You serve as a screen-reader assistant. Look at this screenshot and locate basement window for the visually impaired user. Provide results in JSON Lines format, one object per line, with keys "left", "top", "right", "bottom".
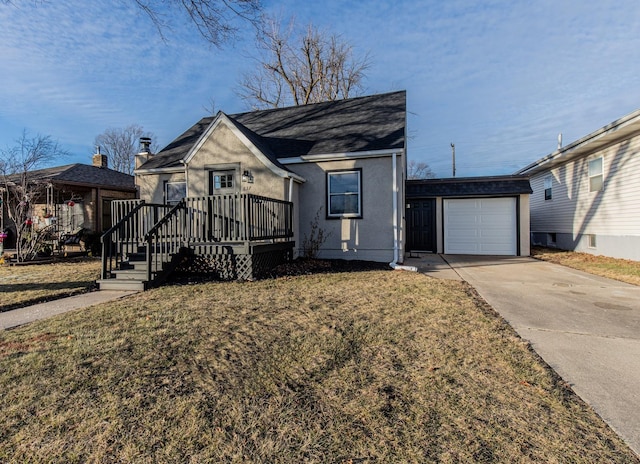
{"left": 588, "top": 157, "right": 603, "bottom": 192}
{"left": 588, "top": 234, "right": 597, "bottom": 248}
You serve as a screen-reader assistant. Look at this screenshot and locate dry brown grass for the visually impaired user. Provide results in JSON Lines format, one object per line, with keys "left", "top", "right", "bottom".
{"left": 532, "top": 246, "right": 640, "bottom": 286}
{"left": 0, "top": 270, "right": 637, "bottom": 463}
{"left": 0, "top": 258, "right": 102, "bottom": 312}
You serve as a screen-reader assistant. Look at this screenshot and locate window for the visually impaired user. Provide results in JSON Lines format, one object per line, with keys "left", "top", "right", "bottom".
{"left": 588, "top": 234, "right": 597, "bottom": 248}
{"left": 165, "top": 181, "right": 186, "bottom": 205}
{"left": 544, "top": 176, "right": 553, "bottom": 200}
{"left": 209, "top": 171, "right": 235, "bottom": 194}
{"left": 588, "top": 157, "right": 603, "bottom": 192}
{"left": 327, "top": 170, "right": 362, "bottom": 218}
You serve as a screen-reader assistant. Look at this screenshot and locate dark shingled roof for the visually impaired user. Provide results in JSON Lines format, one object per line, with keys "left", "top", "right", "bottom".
{"left": 16, "top": 164, "right": 135, "bottom": 190}
{"left": 139, "top": 91, "right": 406, "bottom": 171}
{"left": 406, "top": 176, "right": 532, "bottom": 198}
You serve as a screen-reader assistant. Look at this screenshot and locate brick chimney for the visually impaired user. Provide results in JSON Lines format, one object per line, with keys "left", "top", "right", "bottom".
{"left": 135, "top": 137, "right": 153, "bottom": 170}
{"left": 93, "top": 146, "right": 108, "bottom": 168}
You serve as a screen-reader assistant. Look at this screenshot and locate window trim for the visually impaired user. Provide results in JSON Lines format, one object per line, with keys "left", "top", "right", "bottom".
{"left": 208, "top": 169, "right": 236, "bottom": 195}
{"left": 588, "top": 157, "right": 603, "bottom": 193}
{"left": 164, "top": 180, "right": 186, "bottom": 205}
{"left": 326, "top": 169, "right": 363, "bottom": 219}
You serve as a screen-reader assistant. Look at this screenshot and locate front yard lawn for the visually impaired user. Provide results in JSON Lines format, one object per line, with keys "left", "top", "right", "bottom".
{"left": 0, "top": 270, "right": 637, "bottom": 462}
{"left": 0, "top": 258, "right": 102, "bottom": 312}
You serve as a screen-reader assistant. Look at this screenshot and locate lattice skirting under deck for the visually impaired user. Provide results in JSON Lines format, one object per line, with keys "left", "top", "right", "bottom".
{"left": 175, "top": 242, "right": 294, "bottom": 281}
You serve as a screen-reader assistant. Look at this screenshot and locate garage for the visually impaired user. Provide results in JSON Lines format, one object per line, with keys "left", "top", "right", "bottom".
{"left": 444, "top": 197, "right": 516, "bottom": 255}
{"left": 405, "top": 176, "right": 533, "bottom": 256}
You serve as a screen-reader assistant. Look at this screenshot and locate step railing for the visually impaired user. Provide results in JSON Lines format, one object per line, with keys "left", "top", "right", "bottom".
{"left": 101, "top": 200, "right": 172, "bottom": 280}
{"left": 144, "top": 200, "right": 188, "bottom": 284}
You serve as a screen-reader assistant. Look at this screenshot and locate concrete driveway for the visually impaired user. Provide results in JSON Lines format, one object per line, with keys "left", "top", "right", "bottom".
{"left": 434, "top": 255, "right": 640, "bottom": 455}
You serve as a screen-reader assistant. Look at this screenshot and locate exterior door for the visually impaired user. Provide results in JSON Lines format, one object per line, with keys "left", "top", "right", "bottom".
{"left": 406, "top": 199, "right": 436, "bottom": 252}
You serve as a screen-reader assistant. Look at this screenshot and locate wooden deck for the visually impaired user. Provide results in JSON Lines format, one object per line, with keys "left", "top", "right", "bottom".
{"left": 99, "top": 195, "right": 294, "bottom": 289}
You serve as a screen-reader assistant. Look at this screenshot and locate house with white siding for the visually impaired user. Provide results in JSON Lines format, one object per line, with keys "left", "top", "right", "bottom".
{"left": 516, "top": 109, "right": 640, "bottom": 261}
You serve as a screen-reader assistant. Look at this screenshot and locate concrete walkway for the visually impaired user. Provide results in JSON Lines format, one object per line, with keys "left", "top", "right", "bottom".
{"left": 410, "top": 254, "right": 640, "bottom": 455}
{"left": 0, "top": 290, "right": 138, "bottom": 330}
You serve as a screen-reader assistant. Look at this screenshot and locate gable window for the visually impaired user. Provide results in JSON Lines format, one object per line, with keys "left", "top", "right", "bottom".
{"left": 327, "top": 170, "right": 362, "bottom": 218}
{"left": 544, "top": 176, "right": 553, "bottom": 200}
{"left": 209, "top": 170, "right": 235, "bottom": 194}
{"left": 165, "top": 181, "right": 186, "bottom": 205}
{"left": 588, "top": 157, "right": 603, "bottom": 192}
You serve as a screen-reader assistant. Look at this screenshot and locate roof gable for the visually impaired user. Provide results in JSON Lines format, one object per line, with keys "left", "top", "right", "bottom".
{"left": 137, "top": 91, "right": 406, "bottom": 171}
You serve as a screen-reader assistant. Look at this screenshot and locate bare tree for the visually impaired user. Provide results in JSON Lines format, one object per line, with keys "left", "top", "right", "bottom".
{"left": 0, "top": 131, "right": 69, "bottom": 261}
{"left": 94, "top": 124, "right": 157, "bottom": 175}
{"left": 238, "top": 18, "right": 371, "bottom": 108}
{"left": 1, "top": 0, "right": 262, "bottom": 47}
{"left": 407, "top": 160, "right": 435, "bottom": 180}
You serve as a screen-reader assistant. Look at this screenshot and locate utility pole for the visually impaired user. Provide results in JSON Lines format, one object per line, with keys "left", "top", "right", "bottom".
{"left": 451, "top": 143, "right": 456, "bottom": 177}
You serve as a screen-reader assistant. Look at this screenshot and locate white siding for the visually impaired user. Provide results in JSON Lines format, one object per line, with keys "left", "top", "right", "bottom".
{"left": 529, "top": 133, "right": 640, "bottom": 251}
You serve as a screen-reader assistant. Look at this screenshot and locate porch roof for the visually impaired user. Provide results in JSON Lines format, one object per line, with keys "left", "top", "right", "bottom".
{"left": 3, "top": 164, "right": 136, "bottom": 191}
{"left": 139, "top": 91, "right": 406, "bottom": 170}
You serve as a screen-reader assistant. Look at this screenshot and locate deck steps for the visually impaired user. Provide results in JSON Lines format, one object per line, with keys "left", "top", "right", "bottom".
{"left": 97, "top": 247, "right": 175, "bottom": 291}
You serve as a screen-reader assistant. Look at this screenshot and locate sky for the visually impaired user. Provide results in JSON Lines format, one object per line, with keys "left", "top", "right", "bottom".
{"left": 2, "top": 0, "right": 640, "bottom": 178}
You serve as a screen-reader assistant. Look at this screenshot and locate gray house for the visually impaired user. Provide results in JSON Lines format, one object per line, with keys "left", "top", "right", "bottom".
{"left": 100, "top": 91, "right": 407, "bottom": 289}
{"left": 517, "top": 109, "right": 640, "bottom": 261}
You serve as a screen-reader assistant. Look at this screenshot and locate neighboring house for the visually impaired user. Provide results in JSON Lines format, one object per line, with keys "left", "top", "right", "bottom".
{"left": 516, "top": 109, "right": 640, "bottom": 261}
{"left": 0, "top": 153, "right": 136, "bottom": 250}
{"left": 100, "top": 91, "right": 407, "bottom": 289}
{"left": 406, "top": 176, "right": 532, "bottom": 256}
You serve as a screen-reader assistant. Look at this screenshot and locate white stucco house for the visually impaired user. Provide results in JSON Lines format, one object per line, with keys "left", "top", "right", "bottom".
{"left": 516, "top": 109, "right": 640, "bottom": 261}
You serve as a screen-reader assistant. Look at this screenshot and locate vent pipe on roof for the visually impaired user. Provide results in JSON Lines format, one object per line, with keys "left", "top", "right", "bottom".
{"left": 139, "top": 137, "right": 152, "bottom": 154}
{"left": 557, "top": 133, "right": 563, "bottom": 150}
{"left": 135, "top": 137, "right": 153, "bottom": 170}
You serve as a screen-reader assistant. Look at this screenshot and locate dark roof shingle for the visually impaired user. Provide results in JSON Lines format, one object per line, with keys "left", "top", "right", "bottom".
{"left": 139, "top": 91, "right": 406, "bottom": 171}
{"left": 17, "top": 164, "right": 135, "bottom": 190}
{"left": 406, "top": 176, "right": 532, "bottom": 198}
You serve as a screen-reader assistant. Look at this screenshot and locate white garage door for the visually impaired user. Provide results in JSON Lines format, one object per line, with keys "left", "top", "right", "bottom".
{"left": 444, "top": 198, "right": 517, "bottom": 255}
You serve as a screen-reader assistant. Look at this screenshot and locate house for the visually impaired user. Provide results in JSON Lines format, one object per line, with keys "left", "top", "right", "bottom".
{"left": 406, "top": 176, "right": 532, "bottom": 256}
{"left": 516, "top": 109, "right": 640, "bottom": 261}
{"left": 99, "top": 91, "right": 407, "bottom": 289}
{"left": 1, "top": 153, "right": 136, "bottom": 252}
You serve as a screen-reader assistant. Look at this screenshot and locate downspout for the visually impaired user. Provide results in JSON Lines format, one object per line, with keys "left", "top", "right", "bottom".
{"left": 180, "top": 159, "right": 189, "bottom": 197}
{"left": 389, "top": 151, "right": 417, "bottom": 272}
{"left": 288, "top": 176, "right": 294, "bottom": 202}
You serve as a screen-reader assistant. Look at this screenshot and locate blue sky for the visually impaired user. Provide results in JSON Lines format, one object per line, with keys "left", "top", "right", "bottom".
{"left": 2, "top": 0, "right": 640, "bottom": 178}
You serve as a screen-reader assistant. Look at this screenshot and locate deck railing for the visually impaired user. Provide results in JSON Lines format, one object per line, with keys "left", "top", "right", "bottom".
{"left": 102, "top": 194, "right": 293, "bottom": 280}
{"left": 184, "top": 194, "right": 293, "bottom": 243}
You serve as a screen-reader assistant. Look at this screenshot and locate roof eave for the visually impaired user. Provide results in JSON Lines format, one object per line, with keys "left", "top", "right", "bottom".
{"left": 517, "top": 109, "right": 640, "bottom": 175}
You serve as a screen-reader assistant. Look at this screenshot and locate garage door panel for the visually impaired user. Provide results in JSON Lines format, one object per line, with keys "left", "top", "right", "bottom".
{"left": 444, "top": 198, "right": 516, "bottom": 255}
